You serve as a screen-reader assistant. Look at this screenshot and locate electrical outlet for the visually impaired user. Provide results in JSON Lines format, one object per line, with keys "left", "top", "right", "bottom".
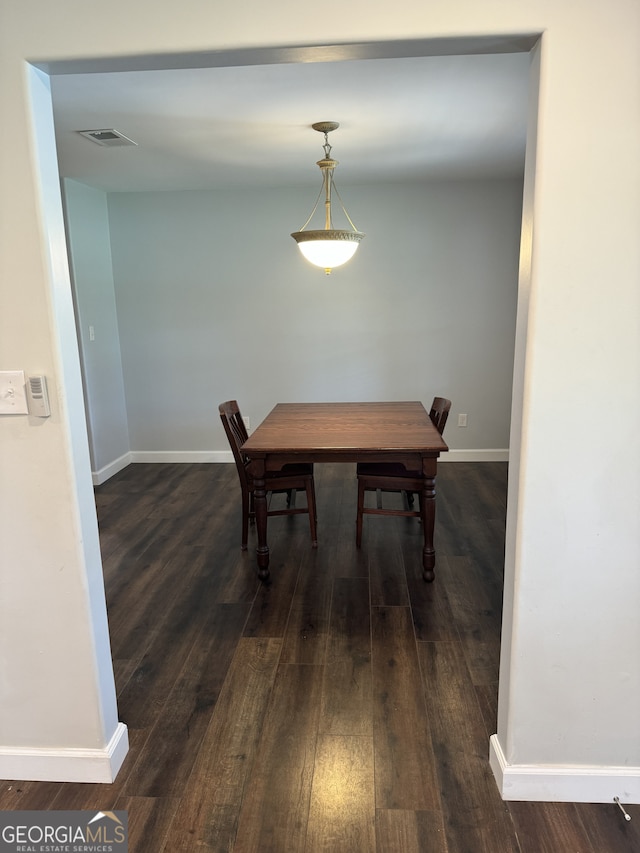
{"left": 458, "top": 413, "right": 468, "bottom": 427}
{"left": 243, "top": 416, "right": 250, "bottom": 431}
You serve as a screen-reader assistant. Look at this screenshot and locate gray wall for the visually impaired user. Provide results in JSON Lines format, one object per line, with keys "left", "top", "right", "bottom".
{"left": 64, "top": 180, "right": 129, "bottom": 472}
{"left": 96, "top": 177, "right": 522, "bottom": 462}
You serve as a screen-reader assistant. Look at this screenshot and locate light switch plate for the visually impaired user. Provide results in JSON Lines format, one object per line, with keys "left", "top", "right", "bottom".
{"left": 0, "top": 370, "right": 29, "bottom": 414}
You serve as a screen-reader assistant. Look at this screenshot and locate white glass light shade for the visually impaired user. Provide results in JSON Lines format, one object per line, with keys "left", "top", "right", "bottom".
{"left": 291, "top": 229, "right": 364, "bottom": 273}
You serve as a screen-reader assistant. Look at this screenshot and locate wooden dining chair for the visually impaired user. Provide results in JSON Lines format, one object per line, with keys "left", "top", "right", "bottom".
{"left": 219, "top": 400, "right": 318, "bottom": 550}
{"left": 355, "top": 396, "right": 451, "bottom": 547}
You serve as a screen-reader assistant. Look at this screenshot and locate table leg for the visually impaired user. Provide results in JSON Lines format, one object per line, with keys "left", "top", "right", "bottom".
{"left": 421, "top": 472, "right": 437, "bottom": 582}
{"left": 252, "top": 467, "right": 270, "bottom": 582}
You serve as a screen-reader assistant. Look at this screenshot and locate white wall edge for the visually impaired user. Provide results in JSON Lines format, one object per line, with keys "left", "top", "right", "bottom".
{"left": 91, "top": 453, "right": 132, "bottom": 485}
{"left": 489, "top": 735, "right": 640, "bottom": 804}
{"left": 0, "top": 722, "right": 129, "bottom": 784}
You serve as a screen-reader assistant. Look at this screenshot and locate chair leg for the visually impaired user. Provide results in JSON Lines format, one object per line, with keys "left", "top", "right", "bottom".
{"left": 313, "top": 488, "right": 318, "bottom": 522}
{"left": 356, "top": 479, "right": 365, "bottom": 548}
{"left": 241, "top": 490, "right": 250, "bottom": 550}
{"left": 306, "top": 478, "right": 318, "bottom": 547}
{"left": 418, "top": 490, "right": 427, "bottom": 532}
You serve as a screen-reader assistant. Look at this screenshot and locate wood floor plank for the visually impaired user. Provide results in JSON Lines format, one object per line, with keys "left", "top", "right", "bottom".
{"left": 475, "top": 682, "right": 499, "bottom": 739}
{"left": 122, "top": 602, "right": 251, "bottom": 796}
{"left": 154, "top": 469, "right": 238, "bottom": 548}
{"left": 144, "top": 465, "right": 216, "bottom": 520}
{"left": 368, "top": 521, "right": 410, "bottom": 607}
{"left": 115, "top": 548, "right": 227, "bottom": 729}
{"left": 405, "top": 553, "right": 459, "bottom": 643}
{"left": 574, "top": 801, "right": 640, "bottom": 851}
{"left": 0, "top": 780, "right": 62, "bottom": 810}
{"left": 320, "top": 576, "right": 372, "bottom": 737}
{"left": 375, "top": 809, "right": 448, "bottom": 853}
{"left": 332, "top": 464, "right": 370, "bottom": 580}
{"left": 99, "top": 504, "right": 167, "bottom": 566}
{"left": 106, "top": 531, "right": 210, "bottom": 664}
{"left": 112, "top": 657, "right": 140, "bottom": 696}
{"left": 333, "top": 528, "right": 370, "bottom": 580}
{"left": 418, "top": 640, "right": 519, "bottom": 853}
{"left": 242, "top": 528, "right": 306, "bottom": 639}
{"left": 180, "top": 505, "right": 256, "bottom": 600}
{"left": 170, "top": 804, "right": 240, "bottom": 853}
{"left": 45, "top": 781, "right": 120, "bottom": 811}
{"left": 279, "top": 548, "right": 333, "bottom": 665}
{"left": 232, "top": 663, "right": 324, "bottom": 853}
{"left": 160, "top": 637, "right": 283, "bottom": 852}
{"left": 320, "top": 656, "right": 373, "bottom": 738}
{"left": 371, "top": 606, "right": 440, "bottom": 810}
{"left": 436, "top": 464, "right": 507, "bottom": 615}
{"left": 313, "top": 462, "right": 347, "bottom": 560}
{"left": 210, "top": 547, "right": 262, "bottom": 605}
{"left": 438, "top": 555, "right": 502, "bottom": 686}
{"left": 326, "top": 576, "right": 371, "bottom": 662}
{"left": 509, "top": 801, "right": 595, "bottom": 853}
{"left": 304, "top": 734, "right": 375, "bottom": 853}
{"left": 436, "top": 463, "right": 505, "bottom": 563}
{"left": 114, "top": 795, "right": 182, "bottom": 853}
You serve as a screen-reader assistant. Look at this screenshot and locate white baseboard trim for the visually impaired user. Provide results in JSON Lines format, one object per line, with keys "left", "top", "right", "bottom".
{"left": 440, "top": 448, "right": 509, "bottom": 462}
{"left": 92, "top": 449, "right": 506, "bottom": 482}
{"left": 0, "top": 722, "right": 129, "bottom": 784}
{"left": 490, "top": 734, "right": 640, "bottom": 803}
{"left": 129, "top": 450, "right": 232, "bottom": 464}
{"left": 92, "top": 453, "right": 132, "bottom": 485}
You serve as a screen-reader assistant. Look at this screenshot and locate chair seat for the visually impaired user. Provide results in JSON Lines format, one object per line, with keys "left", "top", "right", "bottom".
{"left": 356, "top": 462, "right": 422, "bottom": 480}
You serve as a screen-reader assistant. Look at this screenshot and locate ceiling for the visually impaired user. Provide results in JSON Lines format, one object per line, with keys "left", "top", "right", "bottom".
{"left": 50, "top": 50, "right": 531, "bottom": 194}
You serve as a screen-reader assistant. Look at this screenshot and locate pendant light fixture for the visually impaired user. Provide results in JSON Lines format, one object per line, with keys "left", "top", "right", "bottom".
{"left": 291, "top": 121, "right": 364, "bottom": 275}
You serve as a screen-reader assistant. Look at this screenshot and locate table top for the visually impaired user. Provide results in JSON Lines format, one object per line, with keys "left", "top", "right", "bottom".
{"left": 241, "top": 401, "right": 448, "bottom": 456}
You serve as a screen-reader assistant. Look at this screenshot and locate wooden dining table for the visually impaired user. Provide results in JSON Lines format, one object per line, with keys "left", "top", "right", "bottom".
{"left": 241, "top": 401, "right": 448, "bottom": 582}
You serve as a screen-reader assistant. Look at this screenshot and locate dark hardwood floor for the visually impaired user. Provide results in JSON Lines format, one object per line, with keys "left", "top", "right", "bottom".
{"left": 2, "top": 462, "right": 638, "bottom": 851}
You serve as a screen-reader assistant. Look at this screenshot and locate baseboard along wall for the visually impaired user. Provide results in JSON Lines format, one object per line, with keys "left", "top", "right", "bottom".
{"left": 490, "top": 735, "right": 640, "bottom": 804}
{"left": 0, "top": 723, "right": 129, "bottom": 784}
{"left": 92, "top": 448, "right": 509, "bottom": 484}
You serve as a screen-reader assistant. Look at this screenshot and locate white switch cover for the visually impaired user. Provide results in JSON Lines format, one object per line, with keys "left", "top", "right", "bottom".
{"left": 0, "top": 370, "right": 29, "bottom": 414}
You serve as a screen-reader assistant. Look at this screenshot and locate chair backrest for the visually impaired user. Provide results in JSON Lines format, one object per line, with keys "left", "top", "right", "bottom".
{"left": 429, "top": 397, "right": 451, "bottom": 435}
{"left": 219, "top": 400, "right": 250, "bottom": 488}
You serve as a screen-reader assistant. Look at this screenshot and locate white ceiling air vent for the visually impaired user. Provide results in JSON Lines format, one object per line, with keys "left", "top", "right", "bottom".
{"left": 77, "top": 129, "right": 137, "bottom": 147}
